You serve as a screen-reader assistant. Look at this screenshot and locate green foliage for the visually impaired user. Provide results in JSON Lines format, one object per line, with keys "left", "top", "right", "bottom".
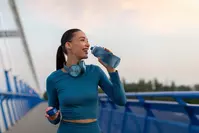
{"left": 99, "top": 78, "right": 199, "bottom": 104}
{"left": 122, "top": 78, "right": 196, "bottom": 92}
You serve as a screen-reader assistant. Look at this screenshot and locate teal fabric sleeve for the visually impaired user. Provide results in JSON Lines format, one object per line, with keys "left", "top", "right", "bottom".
{"left": 46, "top": 76, "right": 61, "bottom": 125}
{"left": 97, "top": 66, "right": 126, "bottom": 105}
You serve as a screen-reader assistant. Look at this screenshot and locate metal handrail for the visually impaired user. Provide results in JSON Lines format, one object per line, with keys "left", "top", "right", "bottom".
{"left": 99, "top": 91, "right": 199, "bottom": 98}
{"left": 0, "top": 68, "right": 43, "bottom": 133}
{"left": 0, "top": 92, "right": 43, "bottom": 133}
{"left": 98, "top": 91, "right": 199, "bottom": 133}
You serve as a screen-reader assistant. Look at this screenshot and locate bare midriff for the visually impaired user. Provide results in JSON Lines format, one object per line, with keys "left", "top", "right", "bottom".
{"left": 62, "top": 119, "right": 97, "bottom": 123}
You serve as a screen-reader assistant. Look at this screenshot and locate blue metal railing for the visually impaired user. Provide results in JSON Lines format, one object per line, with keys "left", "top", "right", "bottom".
{"left": 1, "top": 66, "right": 199, "bottom": 133}
{"left": 0, "top": 69, "right": 43, "bottom": 133}
{"left": 0, "top": 92, "right": 42, "bottom": 132}
{"left": 98, "top": 91, "right": 199, "bottom": 133}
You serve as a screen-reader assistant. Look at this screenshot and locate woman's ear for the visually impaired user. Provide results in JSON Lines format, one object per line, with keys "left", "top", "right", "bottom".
{"left": 65, "top": 42, "right": 72, "bottom": 50}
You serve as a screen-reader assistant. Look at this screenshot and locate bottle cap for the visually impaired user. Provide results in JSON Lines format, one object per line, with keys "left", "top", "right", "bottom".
{"left": 90, "top": 46, "right": 94, "bottom": 50}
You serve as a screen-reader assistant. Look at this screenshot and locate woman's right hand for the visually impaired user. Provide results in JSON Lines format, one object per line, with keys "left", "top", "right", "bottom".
{"left": 45, "top": 107, "right": 60, "bottom": 121}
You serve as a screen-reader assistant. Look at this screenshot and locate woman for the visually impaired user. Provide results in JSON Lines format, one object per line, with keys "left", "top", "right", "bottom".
{"left": 45, "top": 28, "right": 126, "bottom": 133}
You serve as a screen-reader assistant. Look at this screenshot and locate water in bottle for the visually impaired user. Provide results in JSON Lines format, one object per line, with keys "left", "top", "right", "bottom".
{"left": 90, "top": 46, "right": 121, "bottom": 68}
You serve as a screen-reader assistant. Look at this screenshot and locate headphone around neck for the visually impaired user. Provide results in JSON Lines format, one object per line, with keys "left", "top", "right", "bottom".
{"left": 63, "top": 60, "right": 86, "bottom": 77}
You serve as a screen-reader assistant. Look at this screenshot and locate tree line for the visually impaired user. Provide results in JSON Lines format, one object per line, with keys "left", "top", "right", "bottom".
{"left": 98, "top": 78, "right": 199, "bottom": 93}
{"left": 43, "top": 78, "right": 199, "bottom": 103}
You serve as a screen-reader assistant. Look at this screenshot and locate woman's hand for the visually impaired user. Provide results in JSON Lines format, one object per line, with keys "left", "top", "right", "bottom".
{"left": 45, "top": 107, "right": 60, "bottom": 121}
{"left": 98, "top": 47, "right": 116, "bottom": 73}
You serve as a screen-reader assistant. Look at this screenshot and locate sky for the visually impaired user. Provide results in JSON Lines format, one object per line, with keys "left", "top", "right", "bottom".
{"left": 0, "top": 0, "right": 199, "bottom": 93}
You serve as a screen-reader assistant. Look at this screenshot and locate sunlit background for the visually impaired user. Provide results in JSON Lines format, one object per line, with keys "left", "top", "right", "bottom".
{"left": 0, "top": 0, "right": 199, "bottom": 93}
{"left": 1, "top": 0, "right": 199, "bottom": 133}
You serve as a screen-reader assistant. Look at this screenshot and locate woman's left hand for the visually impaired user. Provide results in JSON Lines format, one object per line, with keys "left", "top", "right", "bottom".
{"left": 98, "top": 47, "right": 116, "bottom": 73}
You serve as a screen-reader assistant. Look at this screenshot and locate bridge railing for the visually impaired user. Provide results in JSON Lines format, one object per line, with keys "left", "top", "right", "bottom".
{"left": 0, "top": 69, "right": 43, "bottom": 133}
{"left": 98, "top": 91, "right": 199, "bottom": 133}
{"left": 0, "top": 92, "right": 42, "bottom": 133}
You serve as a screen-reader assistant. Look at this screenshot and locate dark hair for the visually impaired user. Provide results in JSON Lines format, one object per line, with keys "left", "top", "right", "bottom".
{"left": 56, "top": 28, "right": 81, "bottom": 70}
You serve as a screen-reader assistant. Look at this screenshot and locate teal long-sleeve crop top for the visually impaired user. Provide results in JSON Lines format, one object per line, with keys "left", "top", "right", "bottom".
{"left": 46, "top": 64, "right": 126, "bottom": 125}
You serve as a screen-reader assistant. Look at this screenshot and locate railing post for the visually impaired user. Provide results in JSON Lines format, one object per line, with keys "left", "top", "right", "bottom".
{"left": 174, "top": 97, "right": 199, "bottom": 133}
{"left": 13, "top": 76, "right": 19, "bottom": 93}
{"left": 98, "top": 99, "right": 105, "bottom": 129}
{"left": 121, "top": 103, "right": 142, "bottom": 133}
{"left": 13, "top": 76, "right": 19, "bottom": 122}
{"left": 4, "top": 70, "right": 12, "bottom": 92}
{"left": 137, "top": 96, "right": 162, "bottom": 133}
{"left": 19, "top": 80, "right": 23, "bottom": 93}
{"left": 107, "top": 100, "right": 117, "bottom": 133}
{"left": 4, "top": 69, "right": 15, "bottom": 126}
{"left": 5, "top": 96, "right": 14, "bottom": 126}
{"left": 121, "top": 103, "right": 130, "bottom": 133}
{"left": 10, "top": 97, "right": 17, "bottom": 123}
{"left": 15, "top": 98, "right": 20, "bottom": 120}
{"left": 0, "top": 96, "right": 9, "bottom": 131}
{"left": 19, "top": 80, "right": 25, "bottom": 117}
{"left": 16, "top": 97, "right": 22, "bottom": 120}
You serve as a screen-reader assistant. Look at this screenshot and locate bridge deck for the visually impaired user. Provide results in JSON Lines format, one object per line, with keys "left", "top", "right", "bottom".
{"left": 4, "top": 102, "right": 58, "bottom": 133}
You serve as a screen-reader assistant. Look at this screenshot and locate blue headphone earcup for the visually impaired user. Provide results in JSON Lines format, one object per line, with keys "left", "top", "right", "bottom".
{"left": 63, "top": 61, "right": 86, "bottom": 77}
{"left": 69, "top": 65, "right": 81, "bottom": 77}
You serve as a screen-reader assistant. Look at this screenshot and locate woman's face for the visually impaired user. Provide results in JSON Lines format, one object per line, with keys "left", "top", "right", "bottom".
{"left": 65, "top": 31, "right": 90, "bottom": 60}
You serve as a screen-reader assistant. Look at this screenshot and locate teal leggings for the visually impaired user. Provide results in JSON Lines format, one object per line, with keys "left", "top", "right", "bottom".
{"left": 57, "top": 120, "right": 102, "bottom": 133}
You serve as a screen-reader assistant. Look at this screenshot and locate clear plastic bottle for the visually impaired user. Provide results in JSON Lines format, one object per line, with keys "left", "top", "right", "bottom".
{"left": 90, "top": 46, "right": 121, "bottom": 68}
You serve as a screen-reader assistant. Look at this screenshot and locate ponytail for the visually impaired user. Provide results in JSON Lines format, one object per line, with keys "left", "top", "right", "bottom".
{"left": 56, "top": 46, "right": 65, "bottom": 70}
{"left": 57, "top": 28, "right": 81, "bottom": 70}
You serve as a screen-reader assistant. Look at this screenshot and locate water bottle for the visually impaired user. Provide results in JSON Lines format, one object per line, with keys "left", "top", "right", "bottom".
{"left": 47, "top": 108, "right": 58, "bottom": 118}
{"left": 90, "top": 46, "right": 121, "bottom": 68}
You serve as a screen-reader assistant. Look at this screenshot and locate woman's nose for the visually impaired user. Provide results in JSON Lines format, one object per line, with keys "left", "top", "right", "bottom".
{"left": 86, "top": 42, "right": 90, "bottom": 47}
